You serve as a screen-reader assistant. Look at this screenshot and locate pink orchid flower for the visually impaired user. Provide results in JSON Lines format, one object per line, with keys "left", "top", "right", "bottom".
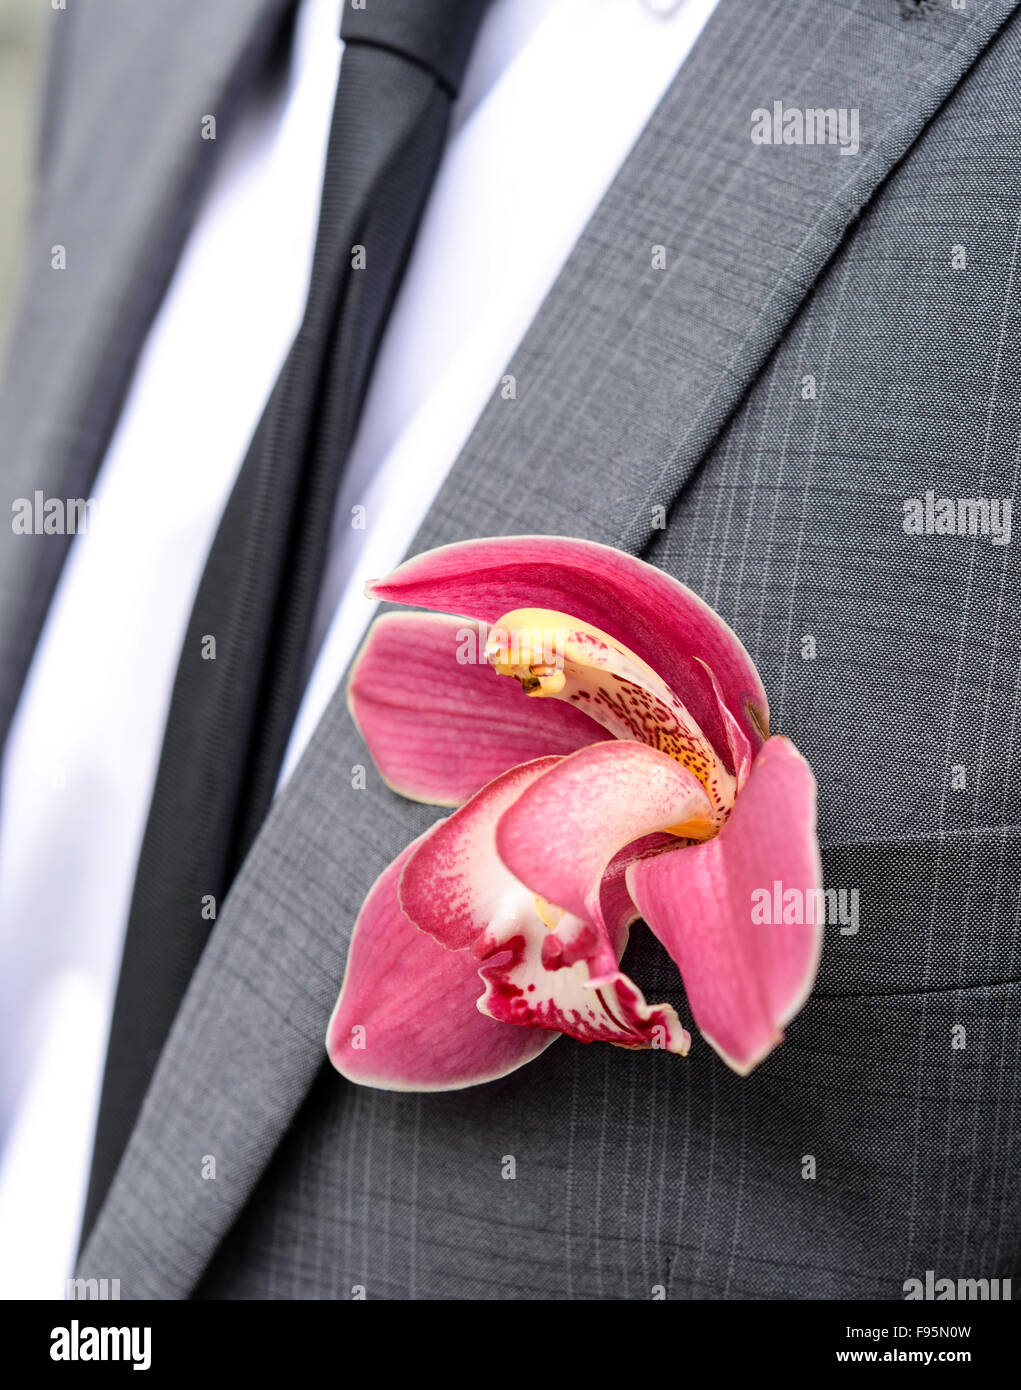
{"left": 327, "top": 536, "right": 823, "bottom": 1090}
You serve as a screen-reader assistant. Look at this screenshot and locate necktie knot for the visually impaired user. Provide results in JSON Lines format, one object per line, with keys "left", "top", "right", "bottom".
{"left": 340, "top": 0, "right": 489, "bottom": 98}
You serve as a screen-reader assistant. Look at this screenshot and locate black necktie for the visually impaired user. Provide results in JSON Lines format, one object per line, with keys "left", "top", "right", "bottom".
{"left": 83, "top": 0, "right": 489, "bottom": 1240}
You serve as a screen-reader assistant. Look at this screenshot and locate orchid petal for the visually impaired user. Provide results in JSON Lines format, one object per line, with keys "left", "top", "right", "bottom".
{"left": 327, "top": 832, "right": 556, "bottom": 1091}
{"left": 367, "top": 535, "right": 768, "bottom": 769}
{"left": 625, "top": 737, "right": 823, "bottom": 1075}
{"left": 495, "top": 740, "right": 717, "bottom": 982}
{"left": 694, "top": 657, "right": 753, "bottom": 793}
{"left": 347, "top": 611, "right": 607, "bottom": 806}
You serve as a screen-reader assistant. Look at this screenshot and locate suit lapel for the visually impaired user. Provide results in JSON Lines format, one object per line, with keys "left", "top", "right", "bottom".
{"left": 415, "top": 0, "right": 1021, "bottom": 561}
{"left": 0, "top": 0, "right": 294, "bottom": 745}
{"left": 79, "top": 0, "right": 1021, "bottom": 1296}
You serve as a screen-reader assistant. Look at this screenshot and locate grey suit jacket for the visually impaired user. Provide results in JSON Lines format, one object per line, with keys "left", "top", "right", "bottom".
{"left": 1, "top": 0, "right": 1018, "bottom": 1299}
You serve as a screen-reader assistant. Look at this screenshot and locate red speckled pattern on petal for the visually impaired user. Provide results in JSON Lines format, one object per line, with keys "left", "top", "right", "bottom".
{"left": 477, "top": 915, "right": 690, "bottom": 1055}
{"left": 474, "top": 873, "right": 690, "bottom": 1055}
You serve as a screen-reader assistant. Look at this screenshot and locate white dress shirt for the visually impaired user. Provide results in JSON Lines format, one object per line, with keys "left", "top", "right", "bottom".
{"left": 0, "top": 0, "right": 718, "bottom": 1298}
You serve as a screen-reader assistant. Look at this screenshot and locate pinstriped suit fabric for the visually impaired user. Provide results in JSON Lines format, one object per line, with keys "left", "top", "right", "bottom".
{"left": 61, "top": 0, "right": 1021, "bottom": 1297}
{"left": 194, "top": 6, "right": 1021, "bottom": 1299}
